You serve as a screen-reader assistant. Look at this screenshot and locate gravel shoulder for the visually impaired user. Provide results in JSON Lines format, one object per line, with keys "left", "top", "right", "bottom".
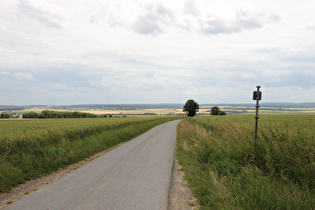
{"left": 168, "top": 159, "right": 197, "bottom": 210}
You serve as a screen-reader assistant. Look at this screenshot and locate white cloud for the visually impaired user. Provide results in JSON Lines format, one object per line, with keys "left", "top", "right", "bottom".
{"left": 132, "top": 3, "right": 174, "bottom": 35}
{"left": 267, "top": 13, "right": 281, "bottom": 23}
{"left": 133, "top": 18, "right": 162, "bottom": 35}
{"left": 80, "top": 1, "right": 280, "bottom": 35}
{"left": 184, "top": 0, "right": 200, "bottom": 17}
{"left": 306, "top": 23, "right": 315, "bottom": 30}
{"left": 198, "top": 8, "right": 280, "bottom": 35}
{"left": 19, "top": 0, "right": 67, "bottom": 28}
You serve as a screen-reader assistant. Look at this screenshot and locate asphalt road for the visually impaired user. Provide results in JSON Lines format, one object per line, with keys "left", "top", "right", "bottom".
{"left": 4, "top": 120, "right": 181, "bottom": 210}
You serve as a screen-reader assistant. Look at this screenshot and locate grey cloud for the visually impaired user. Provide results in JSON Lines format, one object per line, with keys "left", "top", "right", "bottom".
{"left": 155, "top": 4, "right": 174, "bottom": 19}
{"left": 281, "top": 50, "right": 315, "bottom": 70}
{"left": 286, "top": 55, "right": 315, "bottom": 67}
{"left": 133, "top": 18, "right": 162, "bottom": 35}
{"left": 0, "top": 72, "right": 11, "bottom": 82}
{"left": 184, "top": 0, "right": 200, "bottom": 17}
{"left": 199, "top": 8, "right": 281, "bottom": 35}
{"left": 267, "top": 14, "right": 281, "bottom": 23}
{"left": 100, "top": 70, "right": 162, "bottom": 92}
{"left": 19, "top": 0, "right": 66, "bottom": 28}
{"left": 286, "top": 72, "right": 315, "bottom": 88}
{"left": 132, "top": 3, "right": 174, "bottom": 35}
{"left": 261, "top": 71, "right": 314, "bottom": 89}
{"left": 89, "top": 5, "right": 124, "bottom": 28}
{"left": 13, "top": 72, "right": 35, "bottom": 81}
{"left": 307, "top": 24, "right": 315, "bottom": 30}
{"left": 0, "top": 65, "right": 110, "bottom": 105}
{"left": 186, "top": 53, "right": 315, "bottom": 91}
{"left": 99, "top": 2, "right": 280, "bottom": 36}
{"left": 6, "top": 63, "right": 100, "bottom": 89}
{"left": 0, "top": 71, "right": 38, "bottom": 104}
{"left": 200, "top": 13, "right": 263, "bottom": 35}
{"left": 89, "top": 15, "right": 98, "bottom": 24}
{"left": 251, "top": 48, "right": 281, "bottom": 54}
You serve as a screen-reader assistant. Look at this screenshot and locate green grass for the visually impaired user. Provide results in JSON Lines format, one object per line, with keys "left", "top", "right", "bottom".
{"left": 177, "top": 115, "right": 314, "bottom": 209}
{"left": 0, "top": 116, "right": 180, "bottom": 192}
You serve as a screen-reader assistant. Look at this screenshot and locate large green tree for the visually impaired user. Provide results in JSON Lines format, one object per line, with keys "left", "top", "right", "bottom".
{"left": 183, "top": 99, "right": 199, "bottom": 117}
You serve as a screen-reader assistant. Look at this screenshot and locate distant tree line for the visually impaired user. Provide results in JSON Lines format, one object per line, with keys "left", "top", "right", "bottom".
{"left": 0, "top": 113, "right": 12, "bottom": 118}
{"left": 22, "top": 110, "right": 98, "bottom": 119}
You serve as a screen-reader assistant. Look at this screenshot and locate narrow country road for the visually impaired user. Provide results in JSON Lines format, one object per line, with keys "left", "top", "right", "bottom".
{"left": 4, "top": 120, "right": 181, "bottom": 210}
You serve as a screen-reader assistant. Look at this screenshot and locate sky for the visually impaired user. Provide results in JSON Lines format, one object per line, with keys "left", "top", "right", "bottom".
{"left": 1, "top": 0, "right": 315, "bottom": 105}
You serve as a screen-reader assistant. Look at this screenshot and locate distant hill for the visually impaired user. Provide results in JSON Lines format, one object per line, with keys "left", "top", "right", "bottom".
{"left": 1, "top": 102, "right": 314, "bottom": 111}
{"left": 1, "top": 103, "right": 314, "bottom": 115}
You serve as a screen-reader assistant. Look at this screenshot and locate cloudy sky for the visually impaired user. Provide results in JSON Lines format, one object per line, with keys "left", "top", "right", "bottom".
{"left": 1, "top": 0, "right": 315, "bottom": 105}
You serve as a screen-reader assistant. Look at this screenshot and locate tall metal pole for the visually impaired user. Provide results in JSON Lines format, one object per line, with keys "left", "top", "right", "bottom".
{"left": 254, "top": 85, "right": 261, "bottom": 146}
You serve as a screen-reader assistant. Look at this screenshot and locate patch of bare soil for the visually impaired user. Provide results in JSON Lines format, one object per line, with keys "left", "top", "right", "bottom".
{"left": 169, "top": 159, "right": 198, "bottom": 210}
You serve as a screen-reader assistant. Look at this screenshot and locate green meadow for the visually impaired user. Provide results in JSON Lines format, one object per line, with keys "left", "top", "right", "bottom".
{"left": 177, "top": 114, "right": 314, "bottom": 209}
{"left": 0, "top": 116, "right": 180, "bottom": 193}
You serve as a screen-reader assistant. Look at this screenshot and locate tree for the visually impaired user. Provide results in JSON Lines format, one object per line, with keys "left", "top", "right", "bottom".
{"left": 42, "top": 110, "right": 52, "bottom": 118}
{"left": 0, "top": 113, "right": 11, "bottom": 118}
{"left": 183, "top": 99, "right": 199, "bottom": 117}
{"left": 210, "top": 106, "right": 220, "bottom": 115}
{"left": 219, "top": 111, "right": 226, "bottom": 115}
{"left": 23, "top": 111, "right": 37, "bottom": 118}
{"left": 210, "top": 106, "right": 226, "bottom": 115}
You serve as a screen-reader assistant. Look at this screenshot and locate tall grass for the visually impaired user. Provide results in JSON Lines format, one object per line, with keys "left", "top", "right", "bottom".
{"left": 177, "top": 115, "right": 314, "bottom": 209}
{"left": 0, "top": 116, "right": 180, "bottom": 192}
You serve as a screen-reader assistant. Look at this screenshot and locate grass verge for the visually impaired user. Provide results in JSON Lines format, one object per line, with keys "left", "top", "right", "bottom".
{"left": 176, "top": 115, "right": 314, "bottom": 209}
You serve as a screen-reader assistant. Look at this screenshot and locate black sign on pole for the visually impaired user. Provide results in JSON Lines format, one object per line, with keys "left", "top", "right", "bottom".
{"left": 253, "top": 85, "right": 261, "bottom": 146}
{"left": 253, "top": 91, "right": 262, "bottom": 101}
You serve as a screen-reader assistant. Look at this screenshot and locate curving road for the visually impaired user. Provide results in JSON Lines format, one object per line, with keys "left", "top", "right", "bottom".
{"left": 4, "top": 120, "right": 181, "bottom": 210}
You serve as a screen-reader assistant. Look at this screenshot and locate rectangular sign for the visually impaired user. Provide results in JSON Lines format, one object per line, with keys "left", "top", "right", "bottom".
{"left": 253, "top": 91, "right": 262, "bottom": 100}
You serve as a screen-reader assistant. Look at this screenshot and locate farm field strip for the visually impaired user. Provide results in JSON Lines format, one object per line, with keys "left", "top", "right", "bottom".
{"left": 2, "top": 108, "right": 178, "bottom": 116}
{"left": 0, "top": 117, "right": 155, "bottom": 140}
{"left": 0, "top": 116, "right": 181, "bottom": 193}
{"left": 84, "top": 109, "right": 176, "bottom": 115}
{"left": 2, "top": 105, "right": 315, "bottom": 117}
{"left": 176, "top": 114, "right": 314, "bottom": 209}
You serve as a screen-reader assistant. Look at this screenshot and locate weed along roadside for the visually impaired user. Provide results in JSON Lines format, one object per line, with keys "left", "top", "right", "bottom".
{"left": 0, "top": 116, "right": 181, "bottom": 194}
{"left": 176, "top": 115, "right": 314, "bottom": 209}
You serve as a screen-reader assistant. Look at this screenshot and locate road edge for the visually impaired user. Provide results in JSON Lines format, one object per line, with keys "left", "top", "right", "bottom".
{"left": 168, "top": 149, "right": 198, "bottom": 210}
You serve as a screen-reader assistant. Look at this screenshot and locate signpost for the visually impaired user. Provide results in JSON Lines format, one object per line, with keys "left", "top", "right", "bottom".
{"left": 253, "top": 85, "right": 262, "bottom": 146}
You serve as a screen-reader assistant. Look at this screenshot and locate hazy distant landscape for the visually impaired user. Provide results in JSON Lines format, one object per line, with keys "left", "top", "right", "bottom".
{"left": 1, "top": 1, "right": 314, "bottom": 208}
{"left": 1, "top": 103, "right": 315, "bottom": 117}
